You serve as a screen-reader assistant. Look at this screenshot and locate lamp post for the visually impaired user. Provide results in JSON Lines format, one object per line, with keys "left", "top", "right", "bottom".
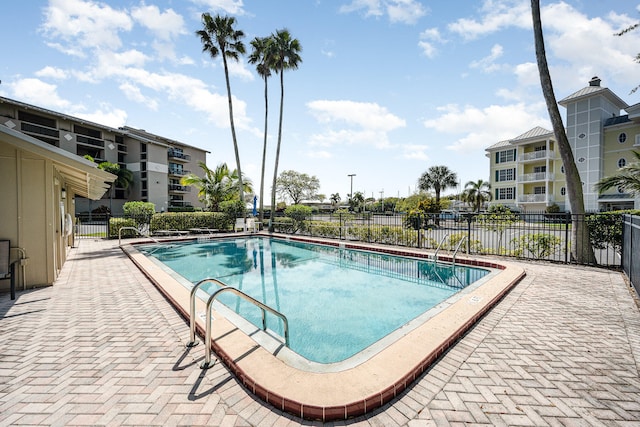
{"left": 347, "top": 174, "right": 356, "bottom": 209}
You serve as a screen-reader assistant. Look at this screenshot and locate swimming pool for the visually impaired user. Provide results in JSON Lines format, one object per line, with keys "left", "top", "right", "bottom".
{"left": 138, "top": 236, "right": 490, "bottom": 365}
{"left": 125, "top": 234, "right": 524, "bottom": 420}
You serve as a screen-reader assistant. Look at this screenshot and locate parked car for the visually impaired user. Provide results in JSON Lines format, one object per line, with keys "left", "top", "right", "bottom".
{"left": 439, "top": 210, "right": 460, "bottom": 221}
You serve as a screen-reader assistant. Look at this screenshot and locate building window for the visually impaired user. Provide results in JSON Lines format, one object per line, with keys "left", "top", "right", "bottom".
{"left": 18, "top": 111, "right": 56, "bottom": 128}
{"left": 495, "top": 187, "right": 515, "bottom": 200}
{"left": 495, "top": 168, "right": 515, "bottom": 182}
{"left": 617, "top": 186, "right": 625, "bottom": 194}
{"left": 618, "top": 158, "right": 626, "bottom": 168}
{"left": 534, "top": 145, "right": 545, "bottom": 151}
{"left": 534, "top": 186, "right": 546, "bottom": 195}
{"left": 495, "top": 149, "right": 516, "bottom": 164}
{"left": 578, "top": 132, "right": 586, "bottom": 139}
{"left": 578, "top": 157, "right": 586, "bottom": 163}
{"left": 561, "top": 165, "right": 565, "bottom": 174}
{"left": 618, "top": 132, "right": 627, "bottom": 143}
{"left": 561, "top": 187, "right": 566, "bottom": 196}
{"left": 533, "top": 165, "right": 546, "bottom": 173}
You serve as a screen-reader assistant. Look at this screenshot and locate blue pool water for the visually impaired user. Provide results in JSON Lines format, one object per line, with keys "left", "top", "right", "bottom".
{"left": 138, "top": 237, "right": 489, "bottom": 364}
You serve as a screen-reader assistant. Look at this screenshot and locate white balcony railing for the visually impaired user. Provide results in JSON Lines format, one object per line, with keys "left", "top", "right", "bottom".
{"left": 518, "top": 194, "right": 555, "bottom": 203}
{"left": 518, "top": 172, "right": 554, "bottom": 182}
{"left": 519, "top": 150, "right": 555, "bottom": 162}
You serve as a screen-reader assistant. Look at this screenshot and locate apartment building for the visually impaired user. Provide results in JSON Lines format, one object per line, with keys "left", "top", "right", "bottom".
{"left": 486, "top": 77, "right": 640, "bottom": 212}
{"left": 0, "top": 96, "right": 208, "bottom": 214}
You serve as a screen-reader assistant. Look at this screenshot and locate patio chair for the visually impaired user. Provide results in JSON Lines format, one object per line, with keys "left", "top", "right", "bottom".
{"left": 234, "top": 218, "right": 245, "bottom": 232}
{"left": 0, "top": 240, "right": 17, "bottom": 300}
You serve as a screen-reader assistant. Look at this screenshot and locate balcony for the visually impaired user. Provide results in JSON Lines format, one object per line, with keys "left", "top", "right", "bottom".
{"left": 519, "top": 150, "right": 554, "bottom": 162}
{"left": 518, "top": 194, "right": 555, "bottom": 203}
{"left": 169, "top": 200, "right": 193, "bottom": 207}
{"left": 117, "top": 144, "right": 127, "bottom": 152}
{"left": 518, "top": 172, "right": 554, "bottom": 183}
{"left": 168, "top": 184, "right": 191, "bottom": 193}
{"left": 168, "top": 150, "right": 191, "bottom": 162}
{"left": 169, "top": 168, "right": 190, "bottom": 177}
{"left": 77, "top": 135, "right": 105, "bottom": 148}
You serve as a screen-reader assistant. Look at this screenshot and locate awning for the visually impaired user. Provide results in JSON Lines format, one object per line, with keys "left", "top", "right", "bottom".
{"left": 1, "top": 125, "right": 116, "bottom": 200}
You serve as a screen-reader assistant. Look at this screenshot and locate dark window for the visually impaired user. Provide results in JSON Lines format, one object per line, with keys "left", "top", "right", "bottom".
{"left": 74, "top": 124, "right": 102, "bottom": 139}
{"left": 18, "top": 111, "right": 56, "bottom": 128}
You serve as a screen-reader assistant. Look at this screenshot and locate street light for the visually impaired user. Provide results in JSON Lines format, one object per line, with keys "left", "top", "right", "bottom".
{"left": 347, "top": 173, "right": 356, "bottom": 201}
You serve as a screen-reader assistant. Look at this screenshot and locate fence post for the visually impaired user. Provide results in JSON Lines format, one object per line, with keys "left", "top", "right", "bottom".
{"left": 466, "top": 214, "right": 472, "bottom": 254}
{"left": 417, "top": 213, "right": 422, "bottom": 248}
{"left": 564, "top": 212, "right": 570, "bottom": 264}
{"left": 339, "top": 213, "right": 343, "bottom": 240}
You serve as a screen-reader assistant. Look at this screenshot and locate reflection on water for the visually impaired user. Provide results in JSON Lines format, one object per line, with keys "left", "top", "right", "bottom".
{"left": 138, "top": 237, "right": 490, "bottom": 363}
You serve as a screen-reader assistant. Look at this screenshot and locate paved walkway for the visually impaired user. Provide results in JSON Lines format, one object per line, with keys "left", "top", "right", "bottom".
{"left": 1, "top": 238, "right": 639, "bottom": 426}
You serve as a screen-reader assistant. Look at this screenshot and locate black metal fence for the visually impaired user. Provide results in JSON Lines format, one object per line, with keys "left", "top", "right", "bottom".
{"left": 622, "top": 214, "right": 639, "bottom": 295}
{"left": 81, "top": 211, "right": 640, "bottom": 278}
{"left": 282, "top": 212, "right": 623, "bottom": 267}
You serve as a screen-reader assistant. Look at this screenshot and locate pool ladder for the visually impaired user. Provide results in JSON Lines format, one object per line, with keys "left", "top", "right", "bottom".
{"left": 187, "top": 278, "right": 290, "bottom": 369}
{"left": 433, "top": 234, "right": 466, "bottom": 265}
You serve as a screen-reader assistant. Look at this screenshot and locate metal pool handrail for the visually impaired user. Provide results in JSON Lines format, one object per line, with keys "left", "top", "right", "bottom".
{"left": 118, "top": 226, "right": 160, "bottom": 246}
{"left": 452, "top": 235, "right": 467, "bottom": 265}
{"left": 433, "top": 233, "right": 449, "bottom": 260}
{"left": 187, "top": 278, "right": 290, "bottom": 369}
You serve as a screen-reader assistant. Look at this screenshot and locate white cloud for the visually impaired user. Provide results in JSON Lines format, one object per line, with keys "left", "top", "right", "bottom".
{"left": 41, "top": 0, "right": 133, "bottom": 53}
{"left": 418, "top": 28, "right": 443, "bottom": 58}
{"left": 307, "top": 100, "right": 406, "bottom": 150}
{"left": 308, "top": 100, "right": 405, "bottom": 131}
{"left": 448, "top": 0, "right": 530, "bottom": 40}
{"left": 35, "top": 66, "right": 68, "bottom": 79}
{"left": 119, "top": 82, "right": 159, "bottom": 110}
{"left": 339, "top": 0, "right": 426, "bottom": 24}
{"left": 424, "top": 103, "right": 549, "bottom": 152}
{"left": 9, "top": 78, "right": 71, "bottom": 109}
{"left": 401, "top": 144, "right": 429, "bottom": 160}
{"left": 71, "top": 106, "right": 128, "bottom": 128}
{"left": 131, "top": 5, "right": 186, "bottom": 41}
{"left": 189, "top": 0, "right": 246, "bottom": 15}
{"left": 470, "top": 44, "right": 505, "bottom": 73}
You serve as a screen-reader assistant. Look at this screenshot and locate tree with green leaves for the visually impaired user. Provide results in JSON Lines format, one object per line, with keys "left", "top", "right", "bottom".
{"left": 275, "top": 170, "right": 320, "bottom": 204}
{"left": 615, "top": 21, "right": 639, "bottom": 93}
{"left": 330, "top": 193, "right": 341, "bottom": 210}
{"left": 531, "top": 0, "right": 595, "bottom": 264}
{"left": 349, "top": 191, "right": 365, "bottom": 212}
{"left": 417, "top": 165, "right": 458, "bottom": 209}
{"left": 461, "top": 179, "right": 492, "bottom": 212}
{"left": 181, "top": 162, "right": 252, "bottom": 211}
{"left": 196, "top": 13, "right": 246, "bottom": 205}
{"left": 248, "top": 35, "right": 273, "bottom": 224}
{"left": 269, "top": 28, "right": 302, "bottom": 231}
{"left": 97, "top": 161, "right": 133, "bottom": 214}
{"left": 595, "top": 150, "right": 640, "bottom": 196}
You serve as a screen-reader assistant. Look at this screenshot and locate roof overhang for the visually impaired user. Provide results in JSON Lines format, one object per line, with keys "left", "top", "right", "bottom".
{"left": 1, "top": 125, "right": 116, "bottom": 200}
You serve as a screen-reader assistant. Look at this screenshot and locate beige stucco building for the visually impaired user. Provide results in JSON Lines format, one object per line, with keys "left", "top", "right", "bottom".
{"left": 0, "top": 96, "right": 209, "bottom": 215}
{"left": 487, "top": 77, "right": 640, "bottom": 212}
{"left": 1, "top": 125, "right": 115, "bottom": 292}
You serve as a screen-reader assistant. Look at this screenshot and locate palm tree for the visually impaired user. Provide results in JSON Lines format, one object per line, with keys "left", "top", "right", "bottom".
{"left": 181, "top": 162, "right": 252, "bottom": 211}
{"left": 531, "top": 0, "right": 595, "bottom": 264}
{"left": 97, "top": 161, "right": 133, "bottom": 214}
{"left": 595, "top": 151, "right": 640, "bottom": 195}
{"left": 417, "top": 165, "right": 458, "bottom": 209}
{"left": 268, "top": 28, "right": 302, "bottom": 231}
{"left": 462, "top": 179, "right": 492, "bottom": 212}
{"left": 196, "top": 13, "right": 246, "bottom": 206}
{"left": 248, "top": 36, "right": 273, "bottom": 225}
{"left": 330, "top": 193, "right": 341, "bottom": 210}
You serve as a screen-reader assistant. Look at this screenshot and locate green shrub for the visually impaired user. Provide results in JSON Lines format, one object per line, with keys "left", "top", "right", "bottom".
{"left": 273, "top": 217, "right": 295, "bottom": 233}
{"left": 219, "top": 200, "right": 246, "bottom": 222}
{"left": 308, "top": 221, "right": 342, "bottom": 238}
{"left": 586, "top": 210, "right": 640, "bottom": 252}
{"left": 511, "top": 233, "right": 563, "bottom": 259}
{"left": 122, "top": 201, "right": 155, "bottom": 230}
{"left": 109, "top": 217, "right": 137, "bottom": 238}
{"left": 284, "top": 205, "right": 313, "bottom": 233}
{"left": 149, "top": 212, "right": 228, "bottom": 232}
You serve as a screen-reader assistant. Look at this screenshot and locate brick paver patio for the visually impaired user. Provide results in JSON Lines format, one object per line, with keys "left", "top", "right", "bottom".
{"left": 1, "top": 238, "right": 639, "bottom": 426}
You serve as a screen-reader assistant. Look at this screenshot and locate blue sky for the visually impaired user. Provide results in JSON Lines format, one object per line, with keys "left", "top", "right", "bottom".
{"left": 2, "top": 0, "right": 640, "bottom": 204}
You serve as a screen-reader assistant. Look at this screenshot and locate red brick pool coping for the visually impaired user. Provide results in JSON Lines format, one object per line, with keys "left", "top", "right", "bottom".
{"left": 121, "top": 233, "right": 525, "bottom": 421}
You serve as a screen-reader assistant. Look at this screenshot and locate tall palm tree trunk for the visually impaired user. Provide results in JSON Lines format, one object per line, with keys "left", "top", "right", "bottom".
{"left": 269, "top": 70, "right": 285, "bottom": 231}
{"left": 259, "top": 75, "right": 268, "bottom": 224}
{"left": 531, "top": 0, "right": 595, "bottom": 264}
{"left": 222, "top": 54, "right": 245, "bottom": 211}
